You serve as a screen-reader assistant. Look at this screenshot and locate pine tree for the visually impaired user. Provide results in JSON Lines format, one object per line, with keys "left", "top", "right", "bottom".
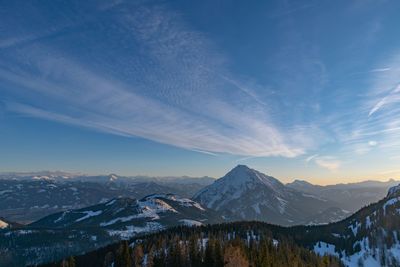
{"left": 223, "top": 243, "right": 249, "bottom": 267}
{"left": 67, "top": 256, "right": 75, "bottom": 267}
{"left": 103, "top": 251, "right": 114, "bottom": 267}
{"left": 133, "top": 244, "right": 144, "bottom": 267}
{"left": 214, "top": 239, "right": 223, "bottom": 267}
{"left": 167, "top": 239, "right": 183, "bottom": 267}
{"left": 189, "top": 235, "right": 201, "bottom": 267}
{"left": 204, "top": 238, "right": 215, "bottom": 267}
{"left": 116, "top": 241, "right": 132, "bottom": 267}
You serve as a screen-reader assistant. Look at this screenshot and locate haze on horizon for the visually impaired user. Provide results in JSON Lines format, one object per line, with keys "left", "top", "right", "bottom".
{"left": 1, "top": 0, "right": 400, "bottom": 185}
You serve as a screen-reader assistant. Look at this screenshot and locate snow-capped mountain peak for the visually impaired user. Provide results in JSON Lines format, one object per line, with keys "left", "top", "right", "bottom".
{"left": 194, "top": 165, "right": 341, "bottom": 225}
{"left": 223, "top": 165, "right": 284, "bottom": 190}
{"left": 193, "top": 165, "right": 286, "bottom": 212}
{"left": 108, "top": 174, "right": 119, "bottom": 182}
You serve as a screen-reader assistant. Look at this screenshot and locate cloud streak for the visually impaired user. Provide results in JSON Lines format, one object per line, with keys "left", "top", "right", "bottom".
{"left": 314, "top": 156, "right": 341, "bottom": 171}
{"left": 304, "top": 153, "right": 341, "bottom": 171}
{"left": 328, "top": 50, "right": 400, "bottom": 161}
{"left": 368, "top": 84, "right": 400, "bottom": 117}
{"left": 369, "top": 67, "right": 391, "bottom": 73}
{"left": 0, "top": 1, "right": 314, "bottom": 158}
{"left": 305, "top": 154, "right": 318, "bottom": 162}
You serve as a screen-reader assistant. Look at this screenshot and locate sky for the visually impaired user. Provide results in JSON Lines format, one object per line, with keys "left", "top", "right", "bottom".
{"left": 1, "top": 0, "right": 400, "bottom": 185}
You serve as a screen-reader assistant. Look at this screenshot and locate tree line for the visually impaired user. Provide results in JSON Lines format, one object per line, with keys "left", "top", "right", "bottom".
{"left": 42, "top": 222, "right": 343, "bottom": 267}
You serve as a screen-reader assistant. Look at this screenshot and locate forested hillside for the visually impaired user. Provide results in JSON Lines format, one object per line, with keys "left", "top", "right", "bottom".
{"left": 41, "top": 222, "right": 342, "bottom": 267}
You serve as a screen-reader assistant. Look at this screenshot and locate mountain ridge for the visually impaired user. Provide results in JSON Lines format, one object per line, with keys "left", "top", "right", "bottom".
{"left": 38, "top": 182, "right": 400, "bottom": 267}
{"left": 194, "top": 165, "right": 348, "bottom": 225}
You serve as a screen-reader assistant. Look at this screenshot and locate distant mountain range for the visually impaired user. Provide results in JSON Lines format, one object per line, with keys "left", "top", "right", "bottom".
{"left": 0, "top": 180, "right": 400, "bottom": 267}
{"left": 0, "top": 174, "right": 215, "bottom": 223}
{"left": 0, "top": 166, "right": 397, "bottom": 225}
{"left": 1, "top": 165, "right": 400, "bottom": 266}
{"left": 0, "top": 171, "right": 215, "bottom": 185}
{"left": 287, "top": 178, "right": 400, "bottom": 212}
{"left": 22, "top": 181, "right": 400, "bottom": 267}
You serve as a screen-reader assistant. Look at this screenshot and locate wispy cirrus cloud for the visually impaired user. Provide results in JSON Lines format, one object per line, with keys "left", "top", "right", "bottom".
{"left": 368, "top": 83, "right": 400, "bottom": 117}
{"left": 369, "top": 67, "right": 391, "bottom": 73}
{"left": 329, "top": 50, "right": 400, "bottom": 160}
{"left": 305, "top": 154, "right": 318, "bottom": 162}
{"left": 314, "top": 156, "right": 341, "bottom": 171}
{"left": 304, "top": 153, "right": 341, "bottom": 171}
{"left": 0, "top": 1, "right": 317, "bottom": 158}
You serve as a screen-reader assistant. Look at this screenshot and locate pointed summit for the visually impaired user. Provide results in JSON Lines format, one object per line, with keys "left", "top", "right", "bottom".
{"left": 193, "top": 165, "right": 341, "bottom": 225}
{"left": 222, "top": 165, "right": 283, "bottom": 190}
{"left": 226, "top": 165, "right": 253, "bottom": 178}
{"left": 225, "top": 164, "right": 256, "bottom": 182}
{"left": 231, "top": 164, "right": 251, "bottom": 170}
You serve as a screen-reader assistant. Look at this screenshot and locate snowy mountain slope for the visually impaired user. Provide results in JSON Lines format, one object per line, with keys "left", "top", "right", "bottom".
{"left": 29, "top": 194, "right": 219, "bottom": 233}
{"left": 49, "top": 184, "right": 400, "bottom": 267}
{"left": 194, "top": 165, "right": 347, "bottom": 225}
{"left": 2, "top": 182, "right": 399, "bottom": 266}
{"left": 0, "top": 178, "right": 208, "bottom": 223}
{"left": 0, "top": 194, "right": 219, "bottom": 266}
{"left": 284, "top": 183, "right": 400, "bottom": 266}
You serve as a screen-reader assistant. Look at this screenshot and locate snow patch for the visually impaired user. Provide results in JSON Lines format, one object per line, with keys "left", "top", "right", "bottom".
{"left": 252, "top": 203, "right": 261, "bottom": 214}
{"left": 383, "top": 197, "right": 400, "bottom": 214}
{"left": 167, "top": 195, "right": 205, "bottom": 211}
{"left": 54, "top": 211, "right": 69, "bottom": 223}
{"left": 107, "top": 222, "right": 163, "bottom": 240}
{"left": 0, "top": 190, "right": 12, "bottom": 195}
{"left": 276, "top": 197, "right": 287, "bottom": 214}
{"left": 75, "top": 210, "right": 102, "bottom": 222}
{"left": 314, "top": 242, "right": 339, "bottom": 257}
{"left": 348, "top": 221, "right": 361, "bottom": 236}
{"left": 388, "top": 184, "right": 400, "bottom": 197}
{"left": 366, "top": 216, "right": 372, "bottom": 229}
{"left": 179, "top": 219, "right": 203, "bottom": 226}
{"left": 105, "top": 199, "right": 116, "bottom": 206}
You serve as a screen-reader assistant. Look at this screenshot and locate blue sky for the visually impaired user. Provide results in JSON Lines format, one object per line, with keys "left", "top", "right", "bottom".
{"left": 1, "top": 0, "right": 400, "bottom": 184}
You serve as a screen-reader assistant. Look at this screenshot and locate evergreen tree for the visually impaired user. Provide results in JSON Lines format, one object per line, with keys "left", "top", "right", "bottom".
{"left": 204, "top": 238, "right": 215, "bottom": 267}
{"left": 213, "top": 239, "right": 223, "bottom": 267}
{"left": 223, "top": 243, "right": 249, "bottom": 267}
{"left": 103, "top": 251, "right": 114, "bottom": 267}
{"left": 115, "top": 241, "right": 132, "bottom": 267}
{"left": 133, "top": 244, "right": 144, "bottom": 267}
{"left": 67, "top": 256, "right": 75, "bottom": 267}
{"left": 189, "top": 235, "right": 201, "bottom": 267}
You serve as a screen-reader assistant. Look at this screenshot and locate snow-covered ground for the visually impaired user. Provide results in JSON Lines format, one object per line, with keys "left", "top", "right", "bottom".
{"left": 179, "top": 219, "right": 203, "bottom": 226}
{"left": 314, "top": 242, "right": 340, "bottom": 257}
{"left": 314, "top": 233, "right": 400, "bottom": 266}
{"left": 107, "top": 222, "right": 164, "bottom": 240}
{"left": 75, "top": 210, "right": 103, "bottom": 222}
